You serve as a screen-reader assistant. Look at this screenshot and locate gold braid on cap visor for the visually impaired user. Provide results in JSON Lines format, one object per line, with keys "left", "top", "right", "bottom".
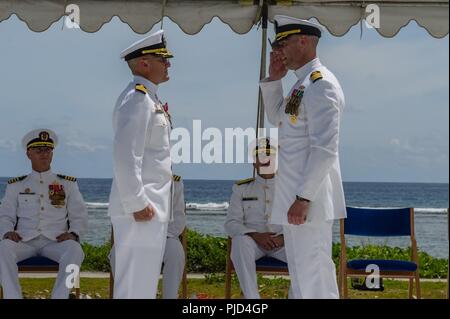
{"left": 141, "top": 48, "right": 172, "bottom": 56}
{"left": 275, "top": 29, "right": 301, "bottom": 41}
{"left": 27, "top": 141, "right": 54, "bottom": 149}
{"left": 253, "top": 148, "right": 277, "bottom": 156}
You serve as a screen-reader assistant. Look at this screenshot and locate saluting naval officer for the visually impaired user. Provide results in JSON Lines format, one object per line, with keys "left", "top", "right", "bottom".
{"left": 108, "top": 30, "right": 174, "bottom": 299}
{"left": 0, "top": 129, "right": 88, "bottom": 299}
{"left": 259, "top": 16, "right": 346, "bottom": 298}
{"left": 161, "top": 174, "right": 186, "bottom": 299}
{"left": 225, "top": 139, "right": 290, "bottom": 299}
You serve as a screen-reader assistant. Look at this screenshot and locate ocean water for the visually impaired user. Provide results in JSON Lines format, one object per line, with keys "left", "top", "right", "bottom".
{"left": 0, "top": 178, "right": 448, "bottom": 259}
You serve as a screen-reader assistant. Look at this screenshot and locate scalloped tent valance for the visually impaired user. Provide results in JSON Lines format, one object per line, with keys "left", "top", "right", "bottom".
{"left": 0, "top": 0, "right": 448, "bottom": 38}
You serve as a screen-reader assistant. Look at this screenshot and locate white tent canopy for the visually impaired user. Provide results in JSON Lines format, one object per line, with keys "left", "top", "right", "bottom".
{"left": 0, "top": 0, "right": 448, "bottom": 38}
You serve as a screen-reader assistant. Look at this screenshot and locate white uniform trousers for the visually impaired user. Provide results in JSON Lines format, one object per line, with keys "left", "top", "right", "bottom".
{"left": 162, "top": 237, "right": 185, "bottom": 299}
{"left": 283, "top": 221, "right": 339, "bottom": 299}
{"left": 0, "top": 235, "right": 84, "bottom": 299}
{"left": 231, "top": 235, "right": 288, "bottom": 299}
{"left": 111, "top": 216, "right": 167, "bottom": 299}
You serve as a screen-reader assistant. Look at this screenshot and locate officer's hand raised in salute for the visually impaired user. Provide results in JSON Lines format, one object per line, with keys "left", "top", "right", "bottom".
{"left": 268, "top": 51, "right": 288, "bottom": 81}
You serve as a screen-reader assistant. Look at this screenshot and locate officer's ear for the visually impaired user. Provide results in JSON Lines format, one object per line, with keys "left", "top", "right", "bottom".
{"left": 139, "top": 57, "right": 151, "bottom": 70}
{"left": 297, "top": 35, "right": 307, "bottom": 47}
{"left": 26, "top": 149, "right": 32, "bottom": 160}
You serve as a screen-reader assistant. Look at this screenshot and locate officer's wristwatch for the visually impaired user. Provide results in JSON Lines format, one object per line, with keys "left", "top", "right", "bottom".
{"left": 70, "top": 232, "right": 80, "bottom": 242}
{"left": 296, "top": 195, "right": 310, "bottom": 203}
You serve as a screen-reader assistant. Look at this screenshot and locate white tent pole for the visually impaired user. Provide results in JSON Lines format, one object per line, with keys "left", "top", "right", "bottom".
{"left": 160, "top": 0, "right": 167, "bottom": 29}
{"left": 254, "top": 0, "right": 268, "bottom": 178}
{"left": 256, "top": 0, "right": 268, "bottom": 138}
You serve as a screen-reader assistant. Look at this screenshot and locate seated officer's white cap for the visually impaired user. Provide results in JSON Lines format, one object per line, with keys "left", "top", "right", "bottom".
{"left": 253, "top": 137, "right": 277, "bottom": 157}
{"left": 120, "top": 29, "right": 174, "bottom": 61}
{"left": 271, "top": 15, "right": 324, "bottom": 47}
{"left": 22, "top": 129, "right": 58, "bottom": 151}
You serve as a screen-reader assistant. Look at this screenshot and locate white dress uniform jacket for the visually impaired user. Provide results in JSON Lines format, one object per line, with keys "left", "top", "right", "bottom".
{"left": 225, "top": 175, "right": 282, "bottom": 237}
{"left": 260, "top": 57, "right": 346, "bottom": 225}
{"left": 0, "top": 170, "right": 87, "bottom": 241}
{"left": 108, "top": 75, "right": 172, "bottom": 222}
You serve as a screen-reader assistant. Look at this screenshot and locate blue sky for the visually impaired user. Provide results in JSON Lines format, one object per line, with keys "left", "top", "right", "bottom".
{"left": 0, "top": 15, "right": 448, "bottom": 182}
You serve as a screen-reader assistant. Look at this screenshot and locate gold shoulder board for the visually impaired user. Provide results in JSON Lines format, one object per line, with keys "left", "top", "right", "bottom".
{"left": 310, "top": 71, "right": 323, "bottom": 83}
{"left": 135, "top": 84, "right": 148, "bottom": 95}
{"left": 8, "top": 175, "right": 27, "bottom": 184}
{"left": 57, "top": 174, "right": 77, "bottom": 182}
{"left": 235, "top": 178, "right": 255, "bottom": 185}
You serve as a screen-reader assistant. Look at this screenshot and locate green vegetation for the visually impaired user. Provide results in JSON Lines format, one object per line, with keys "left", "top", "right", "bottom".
{"left": 17, "top": 277, "right": 448, "bottom": 299}
{"left": 81, "top": 229, "right": 448, "bottom": 279}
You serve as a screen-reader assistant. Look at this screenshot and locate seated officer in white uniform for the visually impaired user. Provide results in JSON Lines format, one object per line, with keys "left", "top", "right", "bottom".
{"left": 0, "top": 129, "right": 88, "bottom": 299}
{"left": 162, "top": 174, "right": 186, "bottom": 299}
{"left": 224, "top": 139, "right": 288, "bottom": 299}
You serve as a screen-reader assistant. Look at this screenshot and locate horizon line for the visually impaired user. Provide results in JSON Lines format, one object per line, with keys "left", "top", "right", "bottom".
{"left": 0, "top": 176, "right": 448, "bottom": 185}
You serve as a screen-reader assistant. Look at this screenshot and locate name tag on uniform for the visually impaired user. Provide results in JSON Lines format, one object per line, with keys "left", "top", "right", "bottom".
{"left": 19, "top": 188, "right": 35, "bottom": 195}
{"left": 242, "top": 197, "right": 258, "bottom": 201}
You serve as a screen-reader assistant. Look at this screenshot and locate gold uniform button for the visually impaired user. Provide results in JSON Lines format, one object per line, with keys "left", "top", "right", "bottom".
{"left": 40, "top": 181, "right": 43, "bottom": 184}
{"left": 41, "top": 207, "right": 44, "bottom": 211}
{"left": 266, "top": 200, "right": 270, "bottom": 203}
{"left": 40, "top": 194, "right": 44, "bottom": 198}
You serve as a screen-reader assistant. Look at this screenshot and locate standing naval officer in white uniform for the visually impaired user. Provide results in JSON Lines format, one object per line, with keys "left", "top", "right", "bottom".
{"left": 259, "top": 16, "right": 346, "bottom": 299}
{"left": 162, "top": 174, "right": 186, "bottom": 299}
{"left": 0, "top": 129, "right": 88, "bottom": 299}
{"left": 225, "top": 139, "right": 289, "bottom": 299}
{"left": 108, "top": 30, "right": 174, "bottom": 299}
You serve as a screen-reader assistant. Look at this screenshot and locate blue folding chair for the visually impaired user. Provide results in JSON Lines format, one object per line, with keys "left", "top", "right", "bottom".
{"left": 0, "top": 255, "right": 80, "bottom": 299}
{"left": 225, "top": 237, "right": 289, "bottom": 298}
{"left": 339, "top": 207, "right": 421, "bottom": 299}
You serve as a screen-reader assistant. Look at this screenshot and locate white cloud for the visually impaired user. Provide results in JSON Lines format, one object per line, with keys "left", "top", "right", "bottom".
{"left": 0, "top": 139, "right": 17, "bottom": 152}
{"left": 65, "top": 141, "right": 107, "bottom": 152}
{"left": 321, "top": 39, "right": 449, "bottom": 102}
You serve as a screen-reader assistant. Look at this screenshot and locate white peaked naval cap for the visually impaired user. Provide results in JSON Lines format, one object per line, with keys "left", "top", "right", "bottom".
{"left": 120, "top": 29, "right": 174, "bottom": 61}
{"left": 272, "top": 15, "right": 324, "bottom": 46}
{"left": 22, "top": 128, "right": 58, "bottom": 150}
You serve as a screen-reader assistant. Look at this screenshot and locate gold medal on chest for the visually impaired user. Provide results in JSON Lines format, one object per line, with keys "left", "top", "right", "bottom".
{"left": 290, "top": 114, "right": 298, "bottom": 124}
